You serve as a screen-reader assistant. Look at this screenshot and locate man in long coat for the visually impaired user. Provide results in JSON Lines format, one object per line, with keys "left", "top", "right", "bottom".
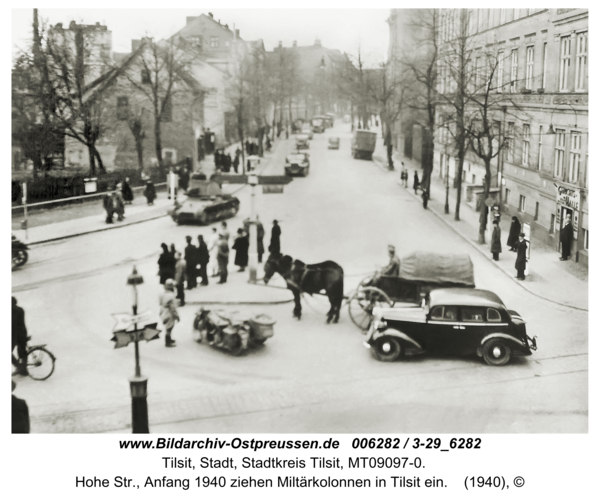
{"left": 269, "top": 220, "right": 281, "bottom": 255}
{"left": 515, "top": 233, "right": 528, "bottom": 280}
{"left": 217, "top": 234, "right": 230, "bottom": 284}
{"left": 197, "top": 235, "right": 210, "bottom": 286}
{"left": 491, "top": 220, "right": 502, "bottom": 261}
{"left": 184, "top": 236, "right": 197, "bottom": 289}
{"left": 559, "top": 215, "right": 574, "bottom": 261}
{"left": 233, "top": 228, "right": 249, "bottom": 272}
{"left": 12, "top": 297, "right": 28, "bottom": 376}
{"left": 506, "top": 216, "right": 521, "bottom": 252}
{"left": 257, "top": 218, "right": 265, "bottom": 263}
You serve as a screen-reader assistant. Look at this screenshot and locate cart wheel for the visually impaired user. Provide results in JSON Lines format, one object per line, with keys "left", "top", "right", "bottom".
{"left": 348, "top": 287, "right": 393, "bottom": 331}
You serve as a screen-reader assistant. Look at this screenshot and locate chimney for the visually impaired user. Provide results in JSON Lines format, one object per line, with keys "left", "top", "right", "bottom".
{"left": 314, "top": 37, "right": 321, "bottom": 47}
{"left": 132, "top": 39, "right": 141, "bottom": 52}
{"left": 208, "top": 12, "right": 213, "bottom": 18}
{"left": 186, "top": 16, "right": 196, "bottom": 25}
{"left": 293, "top": 40, "right": 297, "bottom": 47}
{"left": 278, "top": 41, "right": 282, "bottom": 48}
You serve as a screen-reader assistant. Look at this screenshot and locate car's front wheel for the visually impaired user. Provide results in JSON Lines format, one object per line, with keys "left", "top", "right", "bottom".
{"left": 372, "top": 336, "right": 402, "bottom": 362}
{"left": 482, "top": 339, "right": 512, "bottom": 366}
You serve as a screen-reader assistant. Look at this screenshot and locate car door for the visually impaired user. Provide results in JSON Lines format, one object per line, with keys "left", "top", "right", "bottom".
{"left": 424, "top": 305, "right": 460, "bottom": 353}
{"left": 456, "top": 306, "right": 489, "bottom": 354}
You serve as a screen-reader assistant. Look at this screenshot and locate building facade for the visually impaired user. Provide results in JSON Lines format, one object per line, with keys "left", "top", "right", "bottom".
{"left": 388, "top": 9, "right": 588, "bottom": 265}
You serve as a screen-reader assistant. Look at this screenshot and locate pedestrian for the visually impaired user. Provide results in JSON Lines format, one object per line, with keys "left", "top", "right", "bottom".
{"left": 559, "top": 215, "right": 574, "bottom": 261}
{"left": 197, "top": 235, "right": 210, "bottom": 286}
{"left": 233, "top": 150, "right": 240, "bottom": 173}
{"left": 158, "top": 243, "right": 175, "bottom": 284}
{"left": 12, "top": 297, "right": 28, "bottom": 376}
{"left": 245, "top": 140, "right": 251, "bottom": 155}
{"left": 506, "top": 216, "right": 521, "bottom": 252}
{"left": 265, "top": 136, "right": 272, "bottom": 152}
{"left": 491, "top": 220, "right": 502, "bottom": 261}
{"left": 480, "top": 206, "right": 489, "bottom": 234}
{"left": 103, "top": 193, "right": 114, "bottom": 224}
{"left": 174, "top": 252, "right": 186, "bottom": 306}
{"left": 421, "top": 188, "right": 429, "bottom": 209}
{"left": 217, "top": 234, "right": 230, "bottom": 284}
{"left": 184, "top": 236, "right": 197, "bottom": 290}
{"left": 257, "top": 216, "right": 265, "bottom": 263}
{"left": 220, "top": 221, "right": 230, "bottom": 243}
{"left": 515, "top": 233, "right": 528, "bottom": 280}
{"left": 122, "top": 177, "right": 134, "bottom": 204}
{"left": 179, "top": 167, "right": 190, "bottom": 191}
{"left": 233, "top": 228, "right": 249, "bottom": 272}
{"left": 12, "top": 380, "right": 30, "bottom": 434}
{"left": 111, "top": 188, "right": 125, "bottom": 221}
{"left": 269, "top": 219, "right": 281, "bottom": 255}
{"left": 381, "top": 245, "right": 401, "bottom": 277}
{"left": 413, "top": 171, "right": 420, "bottom": 194}
{"left": 159, "top": 279, "right": 179, "bottom": 347}
{"left": 207, "top": 227, "right": 220, "bottom": 277}
{"left": 143, "top": 179, "right": 156, "bottom": 205}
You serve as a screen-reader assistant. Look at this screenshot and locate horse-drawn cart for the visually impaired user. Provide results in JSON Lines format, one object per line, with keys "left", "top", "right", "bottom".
{"left": 348, "top": 251, "right": 475, "bottom": 330}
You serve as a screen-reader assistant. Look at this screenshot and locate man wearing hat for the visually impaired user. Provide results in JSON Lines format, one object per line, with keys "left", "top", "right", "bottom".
{"left": 381, "top": 245, "right": 401, "bottom": 277}
{"left": 559, "top": 215, "right": 574, "bottom": 261}
{"left": 159, "top": 279, "right": 179, "bottom": 347}
{"left": 269, "top": 220, "right": 281, "bottom": 255}
{"left": 514, "top": 233, "right": 528, "bottom": 280}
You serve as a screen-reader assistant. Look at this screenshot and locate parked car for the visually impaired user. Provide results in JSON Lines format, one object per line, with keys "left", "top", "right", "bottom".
{"left": 301, "top": 124, "right": 314, "bottom": 140}
{"left": 328, "top": 137, "right": 340, "bottom": 150}
{"left": 295, "top": 134, "right": 310, "bottom": 149}
{"left": 364, "top": 288, "right": 537, "bottom": 366}
{"left": 285, "top": 152, "right": 310, "bottom": 177}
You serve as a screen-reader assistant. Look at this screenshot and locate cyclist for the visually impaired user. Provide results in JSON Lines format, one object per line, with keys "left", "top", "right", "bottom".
{"left": 12, "top": 297, "right": 28, "bottom": 376}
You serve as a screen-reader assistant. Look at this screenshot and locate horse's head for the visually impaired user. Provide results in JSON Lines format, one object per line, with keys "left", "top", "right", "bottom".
{"left": 263, "top": 253, "right": 292, "bottom": 284}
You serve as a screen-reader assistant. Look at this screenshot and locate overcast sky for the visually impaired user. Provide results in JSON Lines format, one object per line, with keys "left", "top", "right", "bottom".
{"left": 12, "top": 6, "right": 390, "bottom": 66}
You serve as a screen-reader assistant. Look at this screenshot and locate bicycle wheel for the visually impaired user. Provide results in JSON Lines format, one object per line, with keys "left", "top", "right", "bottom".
{"left": 27, "top": 347, "right": 56, "bottom": 381}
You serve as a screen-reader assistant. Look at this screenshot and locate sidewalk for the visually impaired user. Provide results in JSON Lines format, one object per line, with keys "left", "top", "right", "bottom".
{"left": 16, "top": 137, "right": 288, "bottom": 246}
{"left": 373, "top": 148, "right": 588, "bottom": 311}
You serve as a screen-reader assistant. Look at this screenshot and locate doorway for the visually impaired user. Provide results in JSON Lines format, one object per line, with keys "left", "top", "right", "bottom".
{"left": 558, "top": 206, "right": 573, "bottom": 254}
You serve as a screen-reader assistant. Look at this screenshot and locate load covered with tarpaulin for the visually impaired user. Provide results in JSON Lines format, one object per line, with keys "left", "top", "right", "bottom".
{"left": 399, "top": 251, "right": 475, "bottom": 287}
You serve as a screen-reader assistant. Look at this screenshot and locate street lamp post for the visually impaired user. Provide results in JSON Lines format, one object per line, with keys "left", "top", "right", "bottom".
{"left": 127, "top": 267, "right": 149, "bottom": 434}
{"left": 247, "top": 174, "right": 259, "bottom": 284}
{"left": 444, "top": 152, "right": 450, "bottom": 214}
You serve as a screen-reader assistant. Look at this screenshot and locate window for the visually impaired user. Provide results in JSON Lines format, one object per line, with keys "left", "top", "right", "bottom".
{"left": 497, "top": 51, "right": 504, "bottom": 92}
{"left": 534, "top": 202, "right": 539, "bottom": 221}
{"left": 550, "top": 214, "right": 555, "bottom": 233}
{"left": 575, "top": 32, "right": 587, "bottom": 90}
{"left": 583, "top": 228, "right": 588, "bottom": 250}
{"left": 116, "top": 96, "right": 129, "bottom": 120}
{"left": 487, "top": 309, "right": 502, "bottom": 322}
{"left": 554, "top": 129, "right": 566, "bottom": 177}
{"left": 210, "top": 36, "right": 219, "bottom": 48}
{"left": 569, "top": 132, "right": 581, "bottom": 183}
{"left": 522, "top": 124, "right": 530, "bottom": 166}
{"left": 141, "top": 68, "right": 151, "bottom": 84}
{"left": 525, "top": 46, "right": 534, "bottom": 89}
{"left": 162, "top": 97, "right": 172, "bottom": 122}
{"left": 191, "top": 35, "right": 203, "bottom": 50}
{"left": 507, "top": 122, "right": 515, "bottom": 162}
{"left": 474, "top": 56, "right": 480, "bottom": 89}
{"left": 519, "top": 195, "right": 526, "bottom": 212}
{"left": 537, "top": 125, "right": 543, "bottom": 170}
{"left": 461, "top": 307, "right": 485, "bottom": 323}
{"left": 430, "top": 306, "right": 458, "bottom": 321}
{"left": 559, "top": 36, "right": 571, "bottom": 90}
{"left": 505, "top": 188, "right": 511, "bottom": 205}
{"left": 542, "top": 42, "right": 547, "bottom": 88}
{"left": 510, "top": 49, "right": 518, "bottom": 92}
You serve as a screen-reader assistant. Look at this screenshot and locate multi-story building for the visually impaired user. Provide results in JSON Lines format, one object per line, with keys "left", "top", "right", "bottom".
{"left": 388, "top": 9, "right": 588, "bottom": 265}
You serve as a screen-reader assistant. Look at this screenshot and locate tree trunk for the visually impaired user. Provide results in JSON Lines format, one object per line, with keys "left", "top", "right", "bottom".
{"left": 87, "top": 143, "right": 96, "bottom": 175}
{"left": 257, "top": 127, "right": 264, "bottom": 158}
{"left": 135, "top": 136, "right": 144, "bottom": 171}
{"left": 93, "top": 146, "right": 105, "bottom": 172}
{"left": 454, "top": 148, "right": 466, "bottom": 221}
{"left": 421, "top": 127, "right": 435, "bottom": 195}
{"left": 154, "top": 115, "right": 163, "bottom": 169}
{"left": 478, "top": 165, "right": 492, "bottom": 243}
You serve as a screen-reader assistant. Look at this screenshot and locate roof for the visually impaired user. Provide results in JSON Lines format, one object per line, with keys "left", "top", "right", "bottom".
{"left": 429, "top": 288, "right": 506, "bottom": 309}
{"left": 400, "top": 251, "right": 475, "bottom": 286}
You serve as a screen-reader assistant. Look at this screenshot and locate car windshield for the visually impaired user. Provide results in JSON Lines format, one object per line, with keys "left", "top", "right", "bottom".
{"left": 296, "top": 135, "right": 308, "bottom": 141}
{"left": 287, "top": 154, "right": 306, "bottom": 163}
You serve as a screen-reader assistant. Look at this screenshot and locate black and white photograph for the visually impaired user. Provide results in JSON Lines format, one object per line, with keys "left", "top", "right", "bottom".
{"left": 9, "top": 4, "right": 592, "bottom": 495}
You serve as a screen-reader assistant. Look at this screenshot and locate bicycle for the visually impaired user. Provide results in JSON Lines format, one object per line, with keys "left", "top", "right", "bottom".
{"left": 22, "top": 340, "right": 56, "bottom": 381}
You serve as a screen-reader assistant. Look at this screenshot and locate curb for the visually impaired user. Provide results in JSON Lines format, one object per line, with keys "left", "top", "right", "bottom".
{"left": 28, "top": 211, "right": 169, "bottom": 246}
{"left": 185, "top": 299, "right": 293, "bottom": 306}
{"left": 395, "top": 177, "right": 588, "bottom": 312}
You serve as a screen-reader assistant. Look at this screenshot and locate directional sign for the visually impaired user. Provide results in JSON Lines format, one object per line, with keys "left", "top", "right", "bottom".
{"left": 262, "top": 185, "right": 284, "bottom": 194}
{"left": 111, "top": 323, "right": 160, "bottom": 349}
{"left": 210, "top": 174, "right": 293, "bottom": 185}
{"left": 112, "top": 310, "right": 151, "bottom": 332}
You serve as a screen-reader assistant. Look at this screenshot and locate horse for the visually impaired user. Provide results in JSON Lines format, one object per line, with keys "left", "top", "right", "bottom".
{"left": 263, "top": 253, "right": 344, "bottom": 324}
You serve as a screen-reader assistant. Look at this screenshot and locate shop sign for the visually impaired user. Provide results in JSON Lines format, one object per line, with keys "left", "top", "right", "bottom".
{"left": 554, "top": 184, "right": 580, "bottom": 211}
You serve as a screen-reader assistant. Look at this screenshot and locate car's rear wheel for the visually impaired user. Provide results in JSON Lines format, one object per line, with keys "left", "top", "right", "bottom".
{"left": 372, "top": 337, "right": 402, "bottom": 362}
{"left": 482, "top": 339, "right": 512, "bottom": 366}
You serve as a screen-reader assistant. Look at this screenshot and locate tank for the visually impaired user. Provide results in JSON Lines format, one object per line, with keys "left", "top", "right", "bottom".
{"left": 171, "top": 174, "right": 240, "bottom": 225}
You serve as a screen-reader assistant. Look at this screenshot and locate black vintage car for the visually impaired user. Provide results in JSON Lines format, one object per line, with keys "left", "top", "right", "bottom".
{"left": 285, "top": 152, "right": 310, "bottom": 177}
{"left": 364, "top": 288, "right": 537, "bottom": 366}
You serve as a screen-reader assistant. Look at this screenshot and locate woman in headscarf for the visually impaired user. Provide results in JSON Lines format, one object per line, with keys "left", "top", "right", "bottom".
{"left": 121, "top": 177, "right": 134, "bottom": 204}
{"left": 507, "top": 216, "right": 522, "bottom": 252}
{"left": 158, "top": 243, "right": 175, "bottom": 284}
{"left": 413, "top": 171, "right": 420, "bottom": 194}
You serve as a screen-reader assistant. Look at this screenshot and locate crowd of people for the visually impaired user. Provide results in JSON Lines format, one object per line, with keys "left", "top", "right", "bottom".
{"left": 156, "top": 219, "right": 281, "bottom": 347}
